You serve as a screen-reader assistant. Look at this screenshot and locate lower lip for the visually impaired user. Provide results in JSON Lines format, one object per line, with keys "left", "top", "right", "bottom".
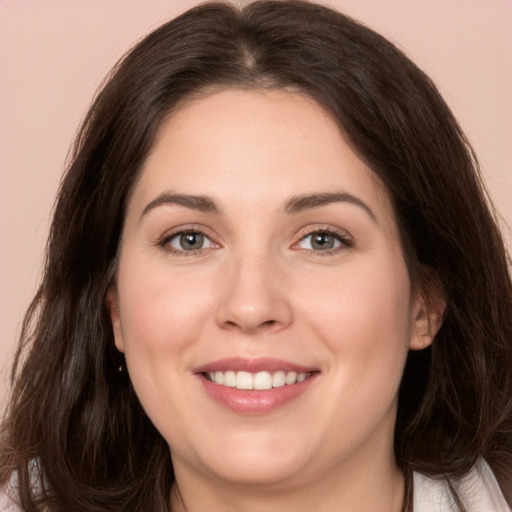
{"left": 198, "top": 374, "right": 318, "bottom": 414}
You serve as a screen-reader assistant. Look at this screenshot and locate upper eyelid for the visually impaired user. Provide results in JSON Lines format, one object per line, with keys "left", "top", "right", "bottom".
{"left": 157, "top": 228, "right": 219, "bottom": 257}
{"left": 158, "top": 224, "right": 216, "bottom": 240}
{"left": 156, "top": 226, "right": 219, "bottom": 251}
{"left": 165, "top": 229, "right": 211, "bottom": 242}
{"left": 292, "top": 226, "right": 354, "bottom": 251}
{"left": 155, "top": 224, "right": 353, "bottom": 249}
{"left": 296, "top": 225, "right": 353, "bottom": 241}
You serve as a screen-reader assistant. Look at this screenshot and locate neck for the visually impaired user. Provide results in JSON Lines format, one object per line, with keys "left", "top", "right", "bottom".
{"left": 170, "top": 450, "right": 405, "bottom": 512}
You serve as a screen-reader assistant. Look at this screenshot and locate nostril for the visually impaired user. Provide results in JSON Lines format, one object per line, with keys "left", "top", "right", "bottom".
{"left": 220, "top": 316, "right": 285, "bottom": 334}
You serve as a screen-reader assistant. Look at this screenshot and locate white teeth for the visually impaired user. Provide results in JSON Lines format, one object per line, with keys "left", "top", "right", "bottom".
{"left": 223, "top": 371, "right": 236, "bottom": 387}
{"left": 253, "top": 371, "right": 272, "bottom": 390}
{"left": 207, "top": 370, "right": 311, "bottom": 389}
{"left": 285, "top": 371, "right": 297, "bottom": 385}
{"left": 272, "top": 371, "right": 286, "bottom": 388}
{"left": 236, "top": 371, "right": 253, "bottom": 390}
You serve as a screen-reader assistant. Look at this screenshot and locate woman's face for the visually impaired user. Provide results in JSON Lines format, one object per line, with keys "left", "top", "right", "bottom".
{"left": 109, "top": 89, "right": 433, "bottom": 490}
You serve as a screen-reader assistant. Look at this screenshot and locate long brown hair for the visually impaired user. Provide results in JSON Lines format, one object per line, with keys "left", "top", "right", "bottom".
{"left": 2, "top": 2, "right": 511, "bottom": 511}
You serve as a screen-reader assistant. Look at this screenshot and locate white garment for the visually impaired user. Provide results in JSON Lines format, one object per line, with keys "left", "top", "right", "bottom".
{"left": 0, "top": 488, "right": 20, "bottom": 512}
{"left": 1, "top": 459, "right": 510, "bottom": 511}
{"left": 414, "top": 459, "right": 510, "bottom": 511}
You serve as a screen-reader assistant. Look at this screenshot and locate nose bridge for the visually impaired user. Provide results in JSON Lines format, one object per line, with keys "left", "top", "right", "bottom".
{"left": 216, "top": 246, "right": 292, "bottom": 333}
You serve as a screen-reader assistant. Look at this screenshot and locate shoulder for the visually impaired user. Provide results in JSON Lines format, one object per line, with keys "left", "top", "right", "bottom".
{"left": 0, "top": 484, "right": 22, "bottom": 512}
{"left": 413, "top": 458, "right": 511, "bottom": 512}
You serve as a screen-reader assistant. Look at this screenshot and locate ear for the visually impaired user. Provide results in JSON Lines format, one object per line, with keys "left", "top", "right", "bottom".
{"left": 105, "top": 285, "right": 125, "bottom": 353}
{"left": 409, "top": 288, "right": 446, "bottom": 351}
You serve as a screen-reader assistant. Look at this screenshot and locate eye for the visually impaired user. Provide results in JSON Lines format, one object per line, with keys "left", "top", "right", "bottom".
{"left": 296, "top": 230, "right": 350, "bottom": 252}
{"left": 165, "top": 231, "right": 215, "bottom": 252}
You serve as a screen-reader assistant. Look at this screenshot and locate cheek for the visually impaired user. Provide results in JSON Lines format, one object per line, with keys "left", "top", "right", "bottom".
{"left": 114, "top": 256, "right": 226, "bottom": 450}
{"left": 298, "top": 252, "right": 412, "bottom": 393}
{"left": 118, "top": 253, "right": 213, "bottom": 344}
{"left": 114, "top": 253, "right": 215, "bottom": 404}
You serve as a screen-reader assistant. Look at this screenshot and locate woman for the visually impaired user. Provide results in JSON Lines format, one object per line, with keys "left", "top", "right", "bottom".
{"left": 1, "top": 1, "right": 511, "bottom": 510}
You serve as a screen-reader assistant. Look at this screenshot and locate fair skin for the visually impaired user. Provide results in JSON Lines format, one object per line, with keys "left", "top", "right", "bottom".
{"left": 108, "top": 89, "right": 441, "bottom": 512}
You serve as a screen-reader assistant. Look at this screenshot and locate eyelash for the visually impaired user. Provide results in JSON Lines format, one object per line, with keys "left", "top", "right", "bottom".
{"left": 294, "top": 227, "right": 353, "bottom": 255}
{"left": 157, "top": 227, "right": 215, "bottom": 257}
{"left": 157, "top": 226, "right": 353, "bottom": 257}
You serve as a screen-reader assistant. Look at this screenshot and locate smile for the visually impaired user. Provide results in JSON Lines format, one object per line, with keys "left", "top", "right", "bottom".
{"left": 205, "top": 370, "right": 311, "bottom": 390}
{"left": 194, "top": 357, "right": 319, "bottom": 414}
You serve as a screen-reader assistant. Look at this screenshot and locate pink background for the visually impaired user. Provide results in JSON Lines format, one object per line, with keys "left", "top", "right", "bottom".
{"left": 1, "top": 0, "right": 511, "bottom": 408}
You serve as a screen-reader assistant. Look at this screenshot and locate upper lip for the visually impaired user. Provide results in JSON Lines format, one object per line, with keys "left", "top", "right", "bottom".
{"left": 192, "top": 357, "right": 316, "bottom": 374}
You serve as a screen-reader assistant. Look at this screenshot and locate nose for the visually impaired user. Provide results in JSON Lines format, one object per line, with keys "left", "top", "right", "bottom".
{"left": 215, "top": 254, "right": 293, "bottom": 334}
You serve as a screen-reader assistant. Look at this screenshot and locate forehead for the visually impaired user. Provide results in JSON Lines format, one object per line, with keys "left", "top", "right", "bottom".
{"left": 128, "top": 88, "right": 394, "bottom": 226}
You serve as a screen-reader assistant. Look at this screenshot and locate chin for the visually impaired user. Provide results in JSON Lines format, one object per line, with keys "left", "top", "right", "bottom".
{"left": 190, "top": 431, "right": 314, "bottom": 487}
{"left": 208, "top": 457, "right": 305, "bottom": 487}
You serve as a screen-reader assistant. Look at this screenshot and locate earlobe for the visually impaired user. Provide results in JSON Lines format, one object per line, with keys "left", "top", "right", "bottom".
{"left": 409, "top": 293, "right": 446, "bottom": 351}
{"left": 105, "top": 286, "right": 125, "bottom": 353}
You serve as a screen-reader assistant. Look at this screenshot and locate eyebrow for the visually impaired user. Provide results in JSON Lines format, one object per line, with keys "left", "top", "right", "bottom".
{"left": 140, "top": 192, "right": 221, "bottom": 219}
{"left": 284, "top": 192, "right": 377, "bottom": 222}
{"left": 140, "top": 190, "right": 376, "bottom": 222}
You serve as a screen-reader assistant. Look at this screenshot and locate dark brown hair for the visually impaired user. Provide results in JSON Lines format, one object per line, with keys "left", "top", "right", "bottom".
{"left": 2, "top": 1, "right": 511, "bottom": 511}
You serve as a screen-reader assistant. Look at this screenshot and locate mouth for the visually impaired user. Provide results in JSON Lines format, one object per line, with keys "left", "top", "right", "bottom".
{"left": 193, "top": 357, "right": 319, "bottom": 414}
{"left": 204, "top": 370, "right": 313, "bottom": 390}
